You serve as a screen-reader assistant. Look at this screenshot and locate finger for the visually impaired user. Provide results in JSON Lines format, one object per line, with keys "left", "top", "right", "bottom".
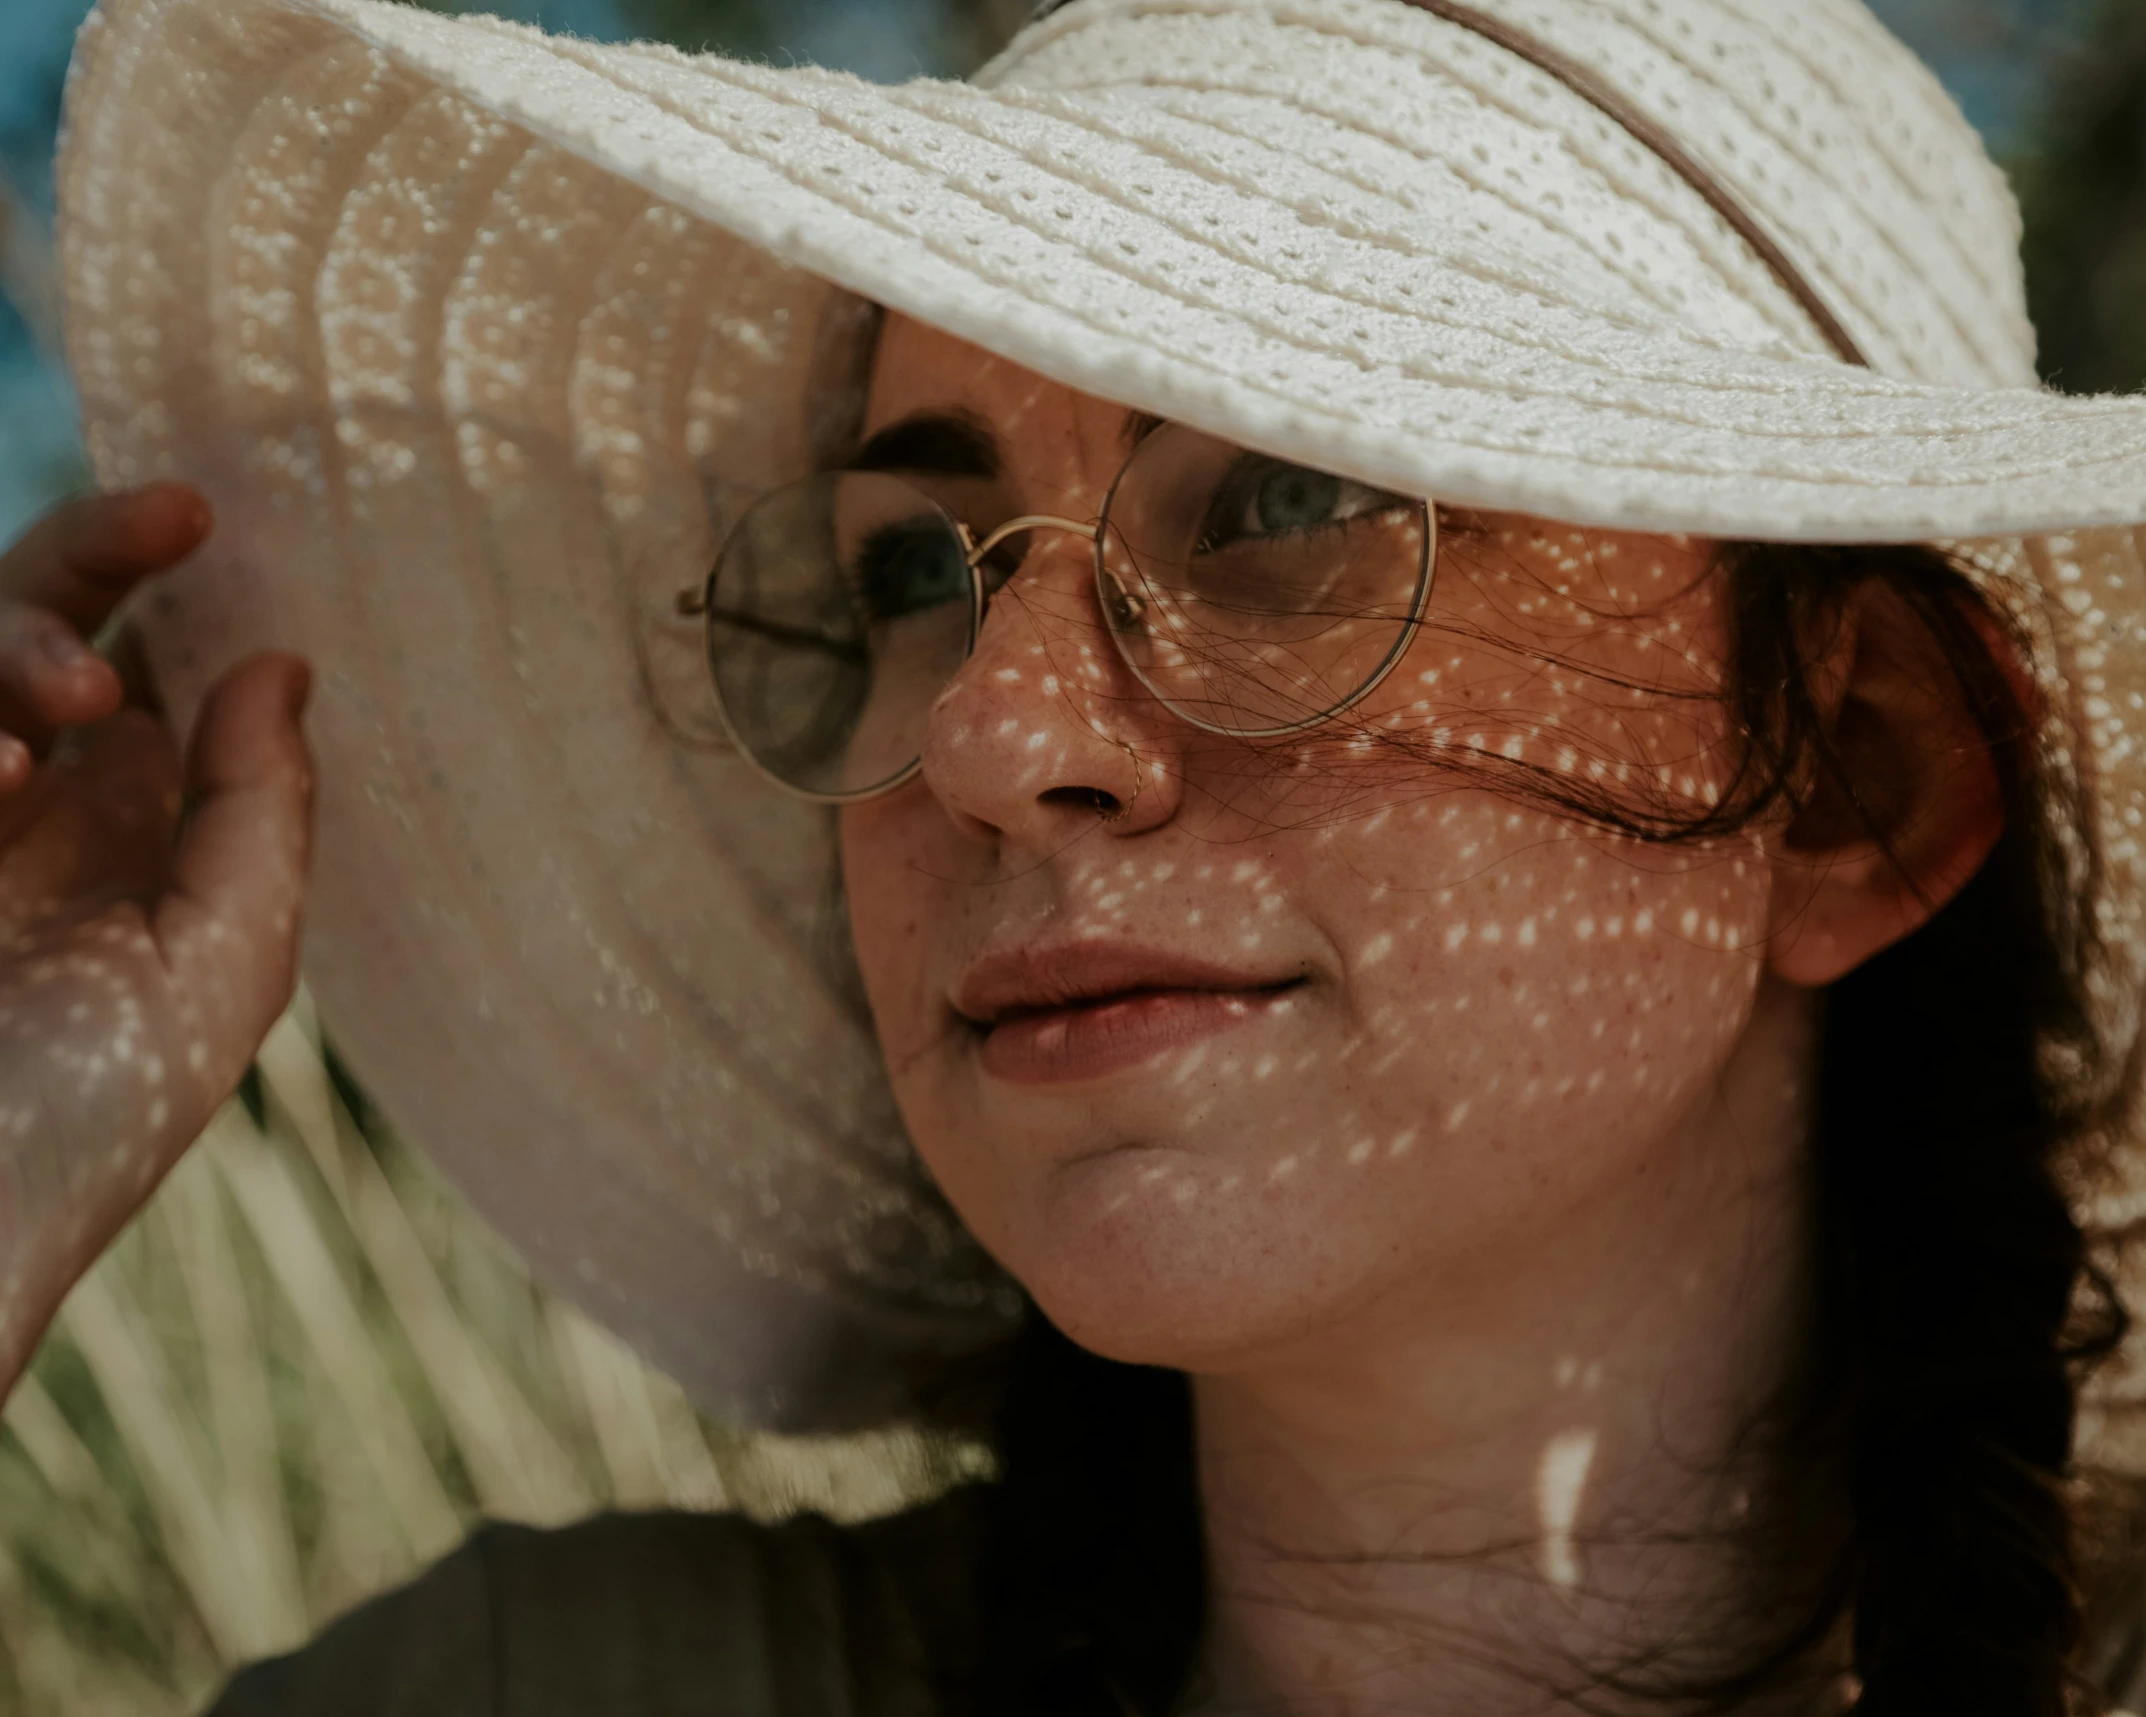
{"left": 0, "top": 600, "right": 125, "bottom": 754}
{"left": 153, "top": 652, "right": 314, "bottom": 1095}
{"left": 0, "top": 485, "right": 213, "bottom": 635}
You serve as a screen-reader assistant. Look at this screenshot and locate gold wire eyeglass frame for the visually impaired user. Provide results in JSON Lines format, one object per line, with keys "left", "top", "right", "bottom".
{"left": 675, "top": 463, "right": 1438, "bottom": 807}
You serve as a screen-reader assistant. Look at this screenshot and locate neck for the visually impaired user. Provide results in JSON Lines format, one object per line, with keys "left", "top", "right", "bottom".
{"left": 1189, "top": 976, "right": 1842, "bottom": 1717}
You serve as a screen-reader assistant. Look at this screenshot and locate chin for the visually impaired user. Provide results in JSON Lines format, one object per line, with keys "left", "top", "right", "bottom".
{"left": 1001, "top": 1142, "right": 1343, "bottom": 1372}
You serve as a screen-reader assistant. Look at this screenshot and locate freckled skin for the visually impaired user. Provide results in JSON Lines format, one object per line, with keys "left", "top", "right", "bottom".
{"left": 842, "top": 316, "right": 1779, "bottom": 1374}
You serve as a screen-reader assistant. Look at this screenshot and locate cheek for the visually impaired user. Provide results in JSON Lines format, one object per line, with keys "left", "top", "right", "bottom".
{"left": 839, "top": 795, "right": 950, "bottom": 1073}
{"left": 838, "top": 792, "right": 1018, "bottom": 1234}
{"left": 1309, "top": 809, "right": 1774, "bottom": 1309}
{"left": 1345, "top": 808, "right": 1770, "bottom": 1132}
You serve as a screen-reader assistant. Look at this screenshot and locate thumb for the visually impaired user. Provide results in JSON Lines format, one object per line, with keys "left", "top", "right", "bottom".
{"left": 155, "top": 653, "right": 315, "bottom": 1097}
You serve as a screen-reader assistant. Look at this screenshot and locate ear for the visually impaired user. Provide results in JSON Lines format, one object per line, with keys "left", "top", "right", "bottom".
{"left": 1763, "top": 581, "right": 2007, "bottom": 989}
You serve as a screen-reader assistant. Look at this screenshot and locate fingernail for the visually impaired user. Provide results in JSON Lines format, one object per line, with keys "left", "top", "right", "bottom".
{"left": 41, "top": 631, "right": 89, "bottom": 667}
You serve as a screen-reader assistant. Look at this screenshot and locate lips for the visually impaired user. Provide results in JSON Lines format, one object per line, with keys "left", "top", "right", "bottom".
{"left": 953, "top": 944, "right": 1306, "bottom": 1085}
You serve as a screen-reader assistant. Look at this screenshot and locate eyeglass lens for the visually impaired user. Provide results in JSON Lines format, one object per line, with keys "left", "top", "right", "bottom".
{"left": 700, "top": 427, "right": 1434, "bottom": 801}
{"left": 703, "top": 471, "right": 979, "bottom": 799}
{"left": 1099, "top": 427, "right": 1433, "bottom": 739}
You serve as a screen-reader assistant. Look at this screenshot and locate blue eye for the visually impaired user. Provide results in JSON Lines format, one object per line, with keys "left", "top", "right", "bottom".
{"left": 1199, "top": 456, "right": 1380, "bottom": 551}
{"left": 1254, "top": 465, "right": 1342, "bottom": 534}
{"left": 855, "top": 520, "right": 970, "bottom": 620}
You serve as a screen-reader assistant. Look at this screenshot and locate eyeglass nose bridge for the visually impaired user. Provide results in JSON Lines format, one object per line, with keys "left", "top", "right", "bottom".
{"left": 960, "top": 513, "right": 1099, "bottom": 575}
{"left": 957, "top": 513, "right": 1158, "bottom": 650}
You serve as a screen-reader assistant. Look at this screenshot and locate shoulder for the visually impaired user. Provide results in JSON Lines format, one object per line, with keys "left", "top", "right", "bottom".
{"left": 202, "top": 1487, "right": 990, "bottom": 1717}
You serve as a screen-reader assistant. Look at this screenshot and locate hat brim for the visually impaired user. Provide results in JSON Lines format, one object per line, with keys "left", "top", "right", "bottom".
{"left": 73, "top": 0, "right": 2146, "bottom": 543}
{"left": 63, "top": 0, "right": 1037, "bottom": 1430}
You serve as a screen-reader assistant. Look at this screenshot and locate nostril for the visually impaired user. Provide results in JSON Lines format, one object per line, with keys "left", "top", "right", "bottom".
{"left": 1040, "top": 785, "right": 1122, "bottom": 818}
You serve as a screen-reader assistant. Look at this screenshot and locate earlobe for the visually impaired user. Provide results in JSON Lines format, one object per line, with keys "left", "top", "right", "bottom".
{"left": 1761, "top": 584, "right": 2008, "bottom": 990}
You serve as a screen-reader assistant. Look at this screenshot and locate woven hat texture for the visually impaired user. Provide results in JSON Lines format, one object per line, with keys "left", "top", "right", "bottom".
{"left": 53, "top": 0, "right": 2146, "bottom": 1433}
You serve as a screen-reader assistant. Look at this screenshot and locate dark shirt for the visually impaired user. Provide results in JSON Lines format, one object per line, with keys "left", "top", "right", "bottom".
{"left": 204, "top": 1489, "right": 987, "bottom": 1717}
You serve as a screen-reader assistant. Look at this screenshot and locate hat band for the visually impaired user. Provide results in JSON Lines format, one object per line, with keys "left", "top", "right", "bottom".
{"left": 1030, "top": 0, "right": 1872, "bottom": 369}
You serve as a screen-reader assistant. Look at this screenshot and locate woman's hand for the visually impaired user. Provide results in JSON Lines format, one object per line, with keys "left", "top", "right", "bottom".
{"left": 0, "top": 485, "right": 314, "bottom": 1396}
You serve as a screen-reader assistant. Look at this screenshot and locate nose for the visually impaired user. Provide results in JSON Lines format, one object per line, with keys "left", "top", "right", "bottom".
{"left": 919, "top": 528, "right": 1181, "bottom": 847}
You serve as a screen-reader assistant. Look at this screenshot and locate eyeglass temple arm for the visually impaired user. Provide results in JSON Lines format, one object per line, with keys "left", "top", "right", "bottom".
{"left": 674, "top": 513, "right": 1099, "bottom": 619}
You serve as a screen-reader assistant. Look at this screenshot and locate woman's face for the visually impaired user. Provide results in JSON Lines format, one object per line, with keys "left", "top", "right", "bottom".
{"left": 840, "top": 313, "right": 1782, "bottom": 1371}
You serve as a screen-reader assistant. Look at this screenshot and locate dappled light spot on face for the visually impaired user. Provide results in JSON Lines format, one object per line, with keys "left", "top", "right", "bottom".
{"left": 1537, "top": 1425, "right": 1601, "bottom": 1593}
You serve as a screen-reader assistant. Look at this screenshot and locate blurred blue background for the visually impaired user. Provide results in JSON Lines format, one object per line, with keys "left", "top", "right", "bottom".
{"left": 0, "top": 0, "right": 2135, "bottom": 540}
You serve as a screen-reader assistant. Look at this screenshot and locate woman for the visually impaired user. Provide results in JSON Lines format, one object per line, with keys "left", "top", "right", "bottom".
{"left": 9, "top": 0, "right": 2146, "bottom": 1710}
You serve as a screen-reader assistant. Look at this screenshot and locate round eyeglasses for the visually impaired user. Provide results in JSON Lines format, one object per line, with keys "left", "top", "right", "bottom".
{"left": 677, "top": 422, "right": 1438, "bottom": 804}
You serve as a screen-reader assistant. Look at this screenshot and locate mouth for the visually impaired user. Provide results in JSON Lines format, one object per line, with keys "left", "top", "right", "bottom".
{"left": 954, "top": 947, "right": 1308, "bottom": 1086}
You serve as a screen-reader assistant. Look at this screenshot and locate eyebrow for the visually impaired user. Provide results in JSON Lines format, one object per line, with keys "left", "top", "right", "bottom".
{"left": 846, "top": 407, "right": 1168, "bottom": 477}
{"left": 847, "top": 411, "right": 1000, "bottom": 478}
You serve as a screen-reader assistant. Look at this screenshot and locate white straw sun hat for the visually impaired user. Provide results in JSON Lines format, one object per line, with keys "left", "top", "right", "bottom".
{"left": 51, "top": 0, "right": 2146, "bottom": 1434}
